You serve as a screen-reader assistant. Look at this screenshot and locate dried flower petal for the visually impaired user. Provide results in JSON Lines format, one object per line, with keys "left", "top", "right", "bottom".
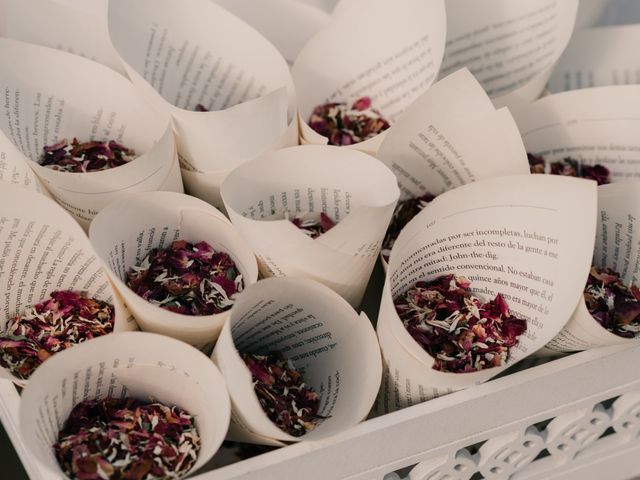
{"left": 527, "top": 153, "right": 546, "bottom": 174}
{"left": 0, "top": 291, "right": 114, "bottom": 380}
{"left": 54, "top": 397, "right": 200, "bottom": 480}
{"left": 394, "top": 275, "right": 527, "bottom": 373}
{"left": 195, "top": 104, "right": 209, "bottom": 112}
{"left": 382, "top": 193, "right": 436, "bottom": 261}
{"left": 126, "top": 240, "right": 243, "bottom": 316}
{"left": 584, "top": 266, "right": 640, "bottom": 338}
{"left": 287, "top": 212, "right": 336, "bottom": 239}
{"left": 308, "top": 96, "right": 390, "bottom": 146}
{"left": 243, "top": 352, "right": 321, "bottom": 437}
{"left": 39, "top": 138, "right": 136, "bottom": 173}
{"left": 527, "top": 153, "right": 611, "bottom": 185}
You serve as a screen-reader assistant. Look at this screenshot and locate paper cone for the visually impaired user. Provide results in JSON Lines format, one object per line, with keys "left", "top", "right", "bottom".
{"left": 292, "top": 0, "right": 446, "bottom": 151}
{"left": 20, "top": 331, "right": 231, "bottom": 480}
{"left": 376, "top": 175, "right": 597, "bottom": 412}
{"left": 4, "top": 0, "right": 125, "bottom": 74}
{"left": 221, "top": 145, "right": 399, "bottom": 307}
{"left": 212, "top": 0, "right": 330, "bottom": 63}
{"left": 546, "top": 182, "right": 640, "bottom": 352}
{"left": 514, "top": 85, "right": 640, "bottom": 182}
{"left": 0, "top": 38, "right": 181, "bottom": 229}
{"left": 89, "top": 191, "right": 259, "bottom": 349}
{"left": 0, "top": 183, "right": 134, "bottom": 386}
{"left": 212, "top": 277, "right": 381, "bottom": 444}
{"left": 375, "top": 68, "right": 529, "bottom": 267}
{"left": 108, "top": 0, "right": 298, "bottom": 208}
{"left": 440, "top": 0, "right": 579, "bottom": 109}
{"left": 548, "top": 24, "right": 640, "bottom": 93}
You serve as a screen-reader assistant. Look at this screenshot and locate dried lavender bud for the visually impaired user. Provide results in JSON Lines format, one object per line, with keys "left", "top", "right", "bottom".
{"left": 39, "top": 138, "right": 136, "bottom": 173}
{"left": 195, "top": 104, "right": 209, "bottom": 112}
{"left": 126, "top": 240, "right": 243, "bottom": 316}
{"left": 0, "top": 291, "right": 114, "bottom": 380}
{"left": 527, "top": 153, "right": 611, "bottom": 185}
{"left": 243, "top": 352, "right": 321, "bottom": 437}
{"left": 394, "top": 275, "right": 527, "bottom": 373}
{"left": 309, "top": 96, "right": 390, "bottom": 146}
{"left": 584, "top": 266, "right": 640, "bottom": 338}
{"left": 54, "top": 397, "right": 200, "bottom": 480}
{"left": 287, "top": 211, "right": 336, "bottom": 239}
{"left": 527, "top": 153, "right": 545, "bottom": 174}
{"left": 382, "top": 193, "right": 436, "bottom": 261}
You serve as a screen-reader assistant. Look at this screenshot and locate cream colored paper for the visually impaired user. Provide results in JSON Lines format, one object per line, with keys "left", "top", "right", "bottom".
{"left": 514, "top": 85, "right": 640, "bottom": 182}
{"left": 221, "top": 145, "right": 400, "bottom": 307}
{"left": 575, "top": 0, "right": 609, "bottom": 29}
{"left": 440, "top": 0, "right": 579, "bottom": 109}
{"left": 296, "top": 0, "right": 337, "bottom": 13}
{"left": 19, "top": 331, "right": 231, "bottom": 479}
{"left": 0, "top": 130, "right": 48, "bottom": 194}
{"left": 0, "top": 0, "right": 6, "bottom": 36}
{"left": 376, "top": 175, "right": 597, "bottom": 412}
{"left": 376, "top": 69, "right": 529, "bottom": 267}
{"left": 108, "top": 0, "right": 297, "bottom": 208}
{"left": 548, "top": 25, "right": 640, "bottom": 92}
{"left": 3, "top": 0, "right": 125, "bottom": 74}
{"left": 212, "top": 277, "right": 381, "bottom": 444}
{"left": 0, "top": 39, "right": 181, "bottom": 228}
{"left": 546, "top": 182, "right": 640, "bottom": 352}
{"left": 0, "top": 183, "right": 135, "bottom": 385}
{"left": 293, "top": 0, "right": 446, "bottom": 150}
{"left": 89, "top": 191, "right": 259, "bottom": 350}
{"left": 212, "top": 0, "right": 330, "bottom": 64}
{"left": 599, "top": 0, "right": 640, "bottom": 25}
{"left": 377, "top": 69, "right": 529, "bottom": 200}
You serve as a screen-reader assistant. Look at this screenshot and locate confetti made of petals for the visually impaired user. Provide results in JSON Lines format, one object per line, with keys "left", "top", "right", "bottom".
{"left": 126, "top": 240, "right": 244, "bottom": 316}
{"left": 308, "top": 96, "right": 390, "bottom": 146}
{"left": 394, "top": 275, "right": 527, "bottom": 373}
{"left": 584, "top": 266, "right": 640, "bottom": 338}
{"left": 288, "top": 212, "right": 336, "bottom": 239}
{"left": 243, "top": 352, "right": 321, "bottom": 437}
{"left": 527, "top": 153, "right": 546, "bottom": 174}
{"left": 54, "top": 397, "right": 200, "bottom": 480}
{"left": 0, "top": 291, "right": 114, "bottom": 380}
{"left": 382, "top": 193, "right": 436, "bottom": 261}
{"left": 527, "top": 153, "right": 611, "bottom": 185}
{"left": 39, "top": 138, "right": 136, "bottom": 173}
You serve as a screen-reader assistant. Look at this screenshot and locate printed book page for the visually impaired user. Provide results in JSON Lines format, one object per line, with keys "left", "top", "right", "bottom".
{"left": 548, "top": 25, "right": 640, "bottom": 92}
{"left": 108, "top": 0, "right": 297, "bottom": 206}
{"left": 0, "top": 39, "right": 181, "bottom": 227}
{"left": 19, "top": 332, "right": 230, "bottom": 478}
{"left": 213, "top": 277, "right": 380, "bottom": 444}
{"left": 546, "top": 182, "right": 640, "bottom": 351}
{"left": 293, "top": 0, "right": 447, "bottom": 150}
{"left": 440, "top": 0, "right": 579, "bottom": 108}
{"left": 377, "top": 69, "right": 529, "bottom": 200}
{"left": 0, "top": 184, "right": 135, "bottom": 384}
{"left": 376, "top": 175, "right": 596, "bottom": 411}
{"left": 514, "top": 85, "right": 640, "bottom": 182}
{"left": 89, "top": 191, "right": 258, "bottom": 349}
{"left": 221, "top": 145, "right": 399, "bottom": 307}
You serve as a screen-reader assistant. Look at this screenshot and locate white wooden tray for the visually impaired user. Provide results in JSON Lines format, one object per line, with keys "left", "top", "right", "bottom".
{"left": 2, "top": 341, "right": 639, "bottom": 480}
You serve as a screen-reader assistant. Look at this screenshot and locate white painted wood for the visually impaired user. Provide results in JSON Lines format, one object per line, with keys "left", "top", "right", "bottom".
{"left": 1, "top": 343, "right": 639, "bottom": 480}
